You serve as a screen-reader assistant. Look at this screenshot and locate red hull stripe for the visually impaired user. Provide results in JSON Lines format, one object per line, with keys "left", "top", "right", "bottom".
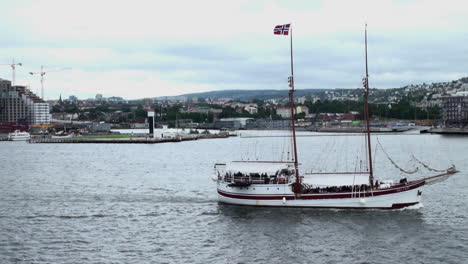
{"left": 218, "top": 201, "right": 420, "bottom": 210}
{"left": 218, "top": 180, "right": 425, "bottom": 200}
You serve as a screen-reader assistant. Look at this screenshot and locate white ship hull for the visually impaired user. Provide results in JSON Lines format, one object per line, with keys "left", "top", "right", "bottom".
{"left": 8, "top": 130, "right": 31, "bottom": 141}
{"left": 9, "top": 136, "right": 31, "bottom": 141}
{"left": 217, "top": 180, "right": 424, "bottom": 209}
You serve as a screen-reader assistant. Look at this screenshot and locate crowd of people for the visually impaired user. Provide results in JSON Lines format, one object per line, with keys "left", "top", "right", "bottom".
{"left": 302, "top": 184, "right": 371, "bottom": 194}
{"left": 221, "top": 171, "right": 292, "bottom": 184}
{"left": 219, "top": 171, "right": 409, "bottom": 193}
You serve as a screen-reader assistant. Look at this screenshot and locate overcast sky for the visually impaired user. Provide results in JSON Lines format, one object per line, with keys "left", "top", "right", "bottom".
{"left": 0, "top": 0, "right": 467, "bottom": 100}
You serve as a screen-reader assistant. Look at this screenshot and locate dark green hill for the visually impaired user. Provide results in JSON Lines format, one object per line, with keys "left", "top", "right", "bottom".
{"left": 154, "top": 88, "right": 329, "bottom": 101}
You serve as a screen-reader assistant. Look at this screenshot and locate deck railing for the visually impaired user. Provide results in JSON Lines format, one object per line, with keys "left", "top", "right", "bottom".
{"left": 220, "top": 173, "right": 291, "bottom": 184}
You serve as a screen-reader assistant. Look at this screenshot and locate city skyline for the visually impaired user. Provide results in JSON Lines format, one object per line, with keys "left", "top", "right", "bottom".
{"left": 0, "top": 0, "right": 467, "bottom": 100}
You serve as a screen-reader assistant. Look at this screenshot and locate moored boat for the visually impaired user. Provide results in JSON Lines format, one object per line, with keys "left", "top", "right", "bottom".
{"left": 7, "top": 130, "right": 31, "bottom": 141}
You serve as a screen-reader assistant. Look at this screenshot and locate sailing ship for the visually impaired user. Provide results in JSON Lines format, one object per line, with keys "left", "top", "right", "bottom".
{"left": 213, "top": 24, "right": 458, "bottom": 209}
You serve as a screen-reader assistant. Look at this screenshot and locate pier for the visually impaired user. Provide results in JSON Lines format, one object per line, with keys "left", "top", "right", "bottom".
{"left": 420, "top": 128, "right": 468, "bottom": 135}
{"left": 29, "top": 133, "right": 230, "bottom": 144}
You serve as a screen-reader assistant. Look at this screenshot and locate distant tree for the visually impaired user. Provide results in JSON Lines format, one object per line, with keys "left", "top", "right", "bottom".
{"left": 121, "top": 106, "right": 132, "bottom": 112}
{"left": 135, "top": 106, "right": 147, "bottom": 121}
{"left": 51, "top": 105, "right": 63, "bottom": 113}
{"left": 64, "top": 103, "right": 78, "bottom": 113}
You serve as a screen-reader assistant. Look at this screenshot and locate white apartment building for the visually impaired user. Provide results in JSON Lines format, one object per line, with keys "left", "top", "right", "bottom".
{"left": 33, "top": 103, "right": 51, "bottom": 124}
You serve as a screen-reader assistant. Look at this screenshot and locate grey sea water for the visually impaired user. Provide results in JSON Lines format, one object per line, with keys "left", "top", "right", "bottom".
{"left": 0, "top": 131, "right": 467, "bottom": 263}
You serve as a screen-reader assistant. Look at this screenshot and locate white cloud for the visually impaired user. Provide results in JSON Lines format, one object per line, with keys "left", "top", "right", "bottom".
{"left": 0, "top": 0, "right": 467, "bottom": 99}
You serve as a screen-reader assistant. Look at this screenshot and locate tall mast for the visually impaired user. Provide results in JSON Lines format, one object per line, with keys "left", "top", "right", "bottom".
{"left": 364, "top": 24, "right": 374, "bottom": 187}
{"left": 288, "top": 25, "right": 301, "bottom": 196}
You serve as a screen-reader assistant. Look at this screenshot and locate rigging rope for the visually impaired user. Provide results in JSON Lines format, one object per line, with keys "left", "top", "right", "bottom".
{"left": 361, "top": 131, "right": 368, "bottom": 172}
{"left": 334, "top": 137, "right": 341, "bottom": 171}
{"left": 411, "top": 154, "right": 447, "bottom": 173}
{"left": 373, "top": 137, "right": 379, "bottom": 173}
{"left": 377, "top": 138, "right": 419, "bottom": 174}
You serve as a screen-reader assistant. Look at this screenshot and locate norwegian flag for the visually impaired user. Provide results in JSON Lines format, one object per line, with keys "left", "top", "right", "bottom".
{"left": 274, "top": 24, "right": 290, "bottom": 35}
{"left": 362, "top": 77, "right": 368, "bottom": 88}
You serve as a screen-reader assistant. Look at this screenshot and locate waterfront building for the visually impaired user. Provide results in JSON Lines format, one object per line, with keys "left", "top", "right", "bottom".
{"left": 276, "top": 105, "right": 309, "bottom": 118}
{"left": 245, "top": 119, "right": 291, "bottom": 129}
{"left": 442, "top": 93, "right": 468, "bottom": 126}
{"left": 276, "top": 106, "right": 292, "bottom": 118}
{"left": 216, "top": 117, "right": 253, "bottom": 129}
{"left": 131, "top": 122, "right": 148, "bottom": 129}
{"left": 32, "top": 102, "right": 51, "bottom": 124}
{"left": 296, "top": 105, "right": 309, "bottom": 115}
{"left": 314, "top": 112, "right": 359, "bottom": 122}
{"left": 83, "top": 122, "right": 111, "bottom": 133}
{"left": 244, "top": 105, "right": 258, "bottom": 115}
{"left": 183, "top": 106, "right": 223, "bottom": 115}
{"left": 296, "top": 96, "right": 306, "bottom": 104}
{"left": 0, "top": 79, "right": 51, "bottom": 124}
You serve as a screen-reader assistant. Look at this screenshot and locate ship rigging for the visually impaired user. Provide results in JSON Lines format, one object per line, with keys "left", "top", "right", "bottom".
{"left": 213, "top": 24, "right": 458, "bottom": 209}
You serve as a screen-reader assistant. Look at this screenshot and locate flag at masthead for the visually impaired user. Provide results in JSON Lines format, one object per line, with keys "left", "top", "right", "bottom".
{"left": 274, "top": 23, "right": 300, "bottom": 196}
{"left": 274, "top": 24, "right": 291, "bottom": 35}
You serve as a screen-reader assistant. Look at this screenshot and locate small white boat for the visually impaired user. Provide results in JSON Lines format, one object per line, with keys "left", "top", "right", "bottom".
{"left": 51, "top": 131, "right": 74, "bottom": 139}
{"left": 51, "top": 134, "right": 74, "bottom": 139}
{"left": 8, "top": 130, "right": 31, "bottom": 141}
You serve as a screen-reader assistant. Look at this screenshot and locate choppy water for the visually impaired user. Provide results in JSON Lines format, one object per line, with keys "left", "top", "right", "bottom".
{"left": 1, "top": 132, "right": 467, "bottom": 263}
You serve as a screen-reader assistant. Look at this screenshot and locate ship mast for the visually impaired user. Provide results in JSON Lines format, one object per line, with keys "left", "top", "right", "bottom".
{"left": 287, "top": 26, "right": 301, "bottom": 196}
{"left": 363, "top": 24, "right": 374, "bottom": 187}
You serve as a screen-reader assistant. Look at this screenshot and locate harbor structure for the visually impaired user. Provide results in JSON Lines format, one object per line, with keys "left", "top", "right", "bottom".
{"left": 216, "top": 118, "right": 253, "bottom": 129}
{"left": 146, "top": 109, "right": 155, "bottom": 137}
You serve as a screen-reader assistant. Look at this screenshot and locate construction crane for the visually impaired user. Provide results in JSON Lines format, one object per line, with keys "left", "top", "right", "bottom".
{"left": 0, "top": 59, "right": 22, "bottom": 86}
{"left": 29, "top": 66, "right": 71, "bottom": 100}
